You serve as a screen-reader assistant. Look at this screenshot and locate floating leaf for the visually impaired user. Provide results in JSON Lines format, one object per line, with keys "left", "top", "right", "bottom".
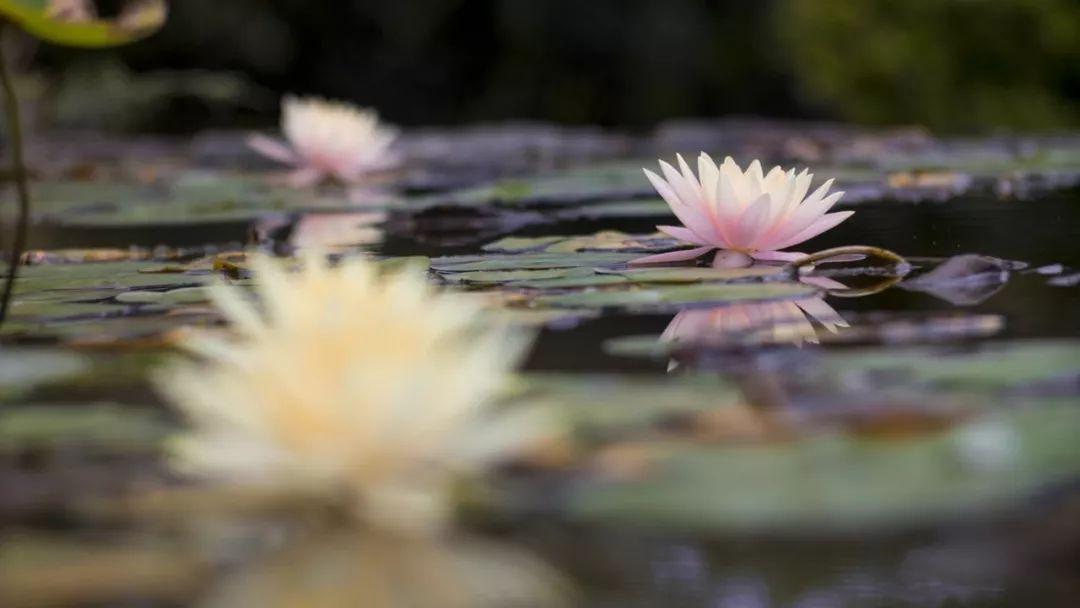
{"left": 569, "top": 402, "right": 1080, "bottom": 533}
{"left": 0, "top": 349, "right": 87, "bottom": 402}
{"left": 608, "top": 266, "right": 787, "bottom": 284}
{"left": 532, "top": 282, "right": 816, "bottom": 310}
{"left": 0, "top": 404, "right": 172, "bottom": 453}
{"left": 821, "top": 340, "right": 1080, "bottom": 392}
{"left": 431, "top": 252, "right": 640, "bottom": 272}
{"left": 483, "top": 231, "right": 675, "bottom": 254}
{"left": 901, "top": 255, "right": 1016, "bottom": 306}
{"left": 0, "top": 0, "right": 167, "bottom": 48}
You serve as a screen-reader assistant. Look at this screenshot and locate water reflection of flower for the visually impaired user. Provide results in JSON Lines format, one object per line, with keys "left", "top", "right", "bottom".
{"left": 661, "top": 275, "right": 850, "bottom": 348}
{"left": 197, "top": 529, "right": 571, "bottom": 608}
{"left": 289, "top": 211, "right": 386, "bottom": 251}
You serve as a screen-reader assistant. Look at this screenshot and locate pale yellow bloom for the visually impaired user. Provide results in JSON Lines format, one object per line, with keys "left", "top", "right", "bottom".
{"left": 156, "top": 254, "right": 537, "bottom": 532}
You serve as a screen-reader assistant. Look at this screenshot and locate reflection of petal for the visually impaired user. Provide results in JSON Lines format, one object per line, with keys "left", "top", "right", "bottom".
{"left": 798, "top": 275, "right": 849, "bottom": 291}
{"left": 287, "top": 167, "right": 325, "bottom": 188}
{"left": 794, "top": 298, "right": 849, "bottom": 333}
{"left": 246, "top": 134, "right": 298, "bottom": 165}
{"left": 198, "top": 528, "right": 571, "bottom": 608}
{"left": 661, "top": 295, "right": 847, "bottom": 348}
{"left": 290, "top": 212, "right": 386, "bottom": 250}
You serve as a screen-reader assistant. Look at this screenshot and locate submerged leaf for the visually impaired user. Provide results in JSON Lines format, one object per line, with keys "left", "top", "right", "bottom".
{"left": 901, "top": 255, "right": 1016, "bottom": 306}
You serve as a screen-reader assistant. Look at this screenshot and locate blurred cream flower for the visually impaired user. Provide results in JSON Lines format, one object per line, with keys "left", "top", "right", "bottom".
{"left": 156, "top": 254, "right": 537, "bottom": 533}
{"left": 248, "top": 96, "right": 400, "bottom": 187}
{"left": 633, "top": 154, "right": 853, "bottom": 268}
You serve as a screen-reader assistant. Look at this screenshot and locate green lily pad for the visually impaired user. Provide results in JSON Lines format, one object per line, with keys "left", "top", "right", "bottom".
{"left": 0, "top": 404, "right": 172, "bottom": 453}
{"left": 0, "top": 350, "right": 88, "bottom": 402}
{"left": 431, "top": 252, "right": 640, "bottom": 272}
{"left": 821, "top": 341, "right": 1080, "bottom": 392}
{"left": 483, "top": 232, "right": 675, "bottom": 254}
{"left": 532, "top": 282, "right": 816, "bottom": 309}
{"left": 569, "top": 402, "right": 1080, "bottom": 533}
{"left": 440, "top": 267, "right": 595, "bottom": 286}
{"left": 609, "top": 266, "right": 788, "bottom": 284}
{"left": 115, "top": 287, "right": 211, "bottom": 306}
{"left": 519, "top": 373, "right": 740, "bottom": 434}
{"left": 0, "top": 0, "right": 166, "bottom": 48}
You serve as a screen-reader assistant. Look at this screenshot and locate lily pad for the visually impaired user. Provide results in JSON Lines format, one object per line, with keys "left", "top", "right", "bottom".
{"left": 0, "top": 350, "right": 88, "bottom": 402}
{"left": 0, "top": 0, "right": 166, "bottom": 48}
{"left": 609, "top": 266, "right": 787, "bottom": 284}
{"left": 532, "top": 282, "right": 816, "bottom": 309}
{"left": 431, "top": 252, "right": 640, "bottom": 272}
{"left": 821, "top": 340, "right": 1080, "bottom": 392}
{"left": 483, "top": 232, "right": 675, "bottom": 254}
{"left": 0, "top": 404, "right": 172, "bottom": 453}
{"left": 569, "top": 402, "right": 1080, "bottom": 533}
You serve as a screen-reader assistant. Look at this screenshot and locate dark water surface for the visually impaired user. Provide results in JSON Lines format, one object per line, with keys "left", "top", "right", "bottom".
{"left": 402, "top": 191, "right": 1080, "bottom": 607}
{"left": 11, "top": 189, "right": 1080, "bottom": 608}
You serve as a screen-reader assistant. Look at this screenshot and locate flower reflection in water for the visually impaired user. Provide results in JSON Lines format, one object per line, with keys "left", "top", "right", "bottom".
{"left": 663, "top": 277, "right": 850, "bottom": 349}
{"left": 198, "top": 528, "right": 571, "bottom": 608}
{"left": 289, "top": 211, "right": 386, "bottom": 252}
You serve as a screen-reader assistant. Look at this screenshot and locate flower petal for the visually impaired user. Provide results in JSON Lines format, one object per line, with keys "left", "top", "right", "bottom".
{"left": 720, "top": 156, "right": 749, "bottom": 205}
{"left": 676, "top": 154, "right": 704, "bottom": 200}
{"left": 698, "top": 153, "right": 720, "bottom": 209}
{"left": 660, "top": 160, "right": 702, "bottom": 211}
{"left": 629, "top": 246, "right": 714, "bottom": 266}
{"left": 287, "top": 167, "right": 325, "bottom": 188}
{"left": 764, "top": 189, "right": 845, "bottom": 248}
{"left": 247, "top": 134, "right": 298, "bottom": 165}
{"left": 658, "top": 225, "right": 707, "bottom": 245}
{"left": 771, "top": 211, "right": 855, "bottom": 250}
{"left": 733, "top": 193, "right": 772, "bottom": 248}
{"left": 645, "top": 167, "right": 722, "bottom": 245}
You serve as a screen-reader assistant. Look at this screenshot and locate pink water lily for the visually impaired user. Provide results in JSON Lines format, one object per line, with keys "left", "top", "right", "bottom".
{"left": 247, "top": 96, "right": 400, "bottom": 187}
{"left": 632, "top": 154, "right": 854, "bottom": 268}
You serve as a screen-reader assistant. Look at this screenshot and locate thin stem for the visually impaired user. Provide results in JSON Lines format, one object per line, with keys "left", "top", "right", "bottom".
{"left": 0, "top": 23, "right": 30, "bottom": 329}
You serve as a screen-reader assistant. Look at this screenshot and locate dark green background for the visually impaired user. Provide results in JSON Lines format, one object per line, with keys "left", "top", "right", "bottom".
{"left": 36, "top": 0, "right": 1080, "bottom": 132}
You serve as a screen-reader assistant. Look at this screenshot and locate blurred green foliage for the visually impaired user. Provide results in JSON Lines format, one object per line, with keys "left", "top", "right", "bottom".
{"left": 775, "top": 0, "right": 1080, "bottom": 131}
{"left": 27, "top": 0, "right": 1080, "bottom": 132}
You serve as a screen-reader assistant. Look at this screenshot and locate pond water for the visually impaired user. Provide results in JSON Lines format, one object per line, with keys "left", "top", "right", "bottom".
{"left": 2, "top": 179, "right": 1079, "bottom": 607}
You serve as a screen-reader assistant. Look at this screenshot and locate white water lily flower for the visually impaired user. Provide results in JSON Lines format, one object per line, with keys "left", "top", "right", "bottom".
{"left": 156, "top": 254, "right": 538, "bottom": 533}
{"left": 248, "top": 96, "right": 400, "bottom": 187}
{"left": 632, "top": 154, "right": 854, "bottom": 268}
